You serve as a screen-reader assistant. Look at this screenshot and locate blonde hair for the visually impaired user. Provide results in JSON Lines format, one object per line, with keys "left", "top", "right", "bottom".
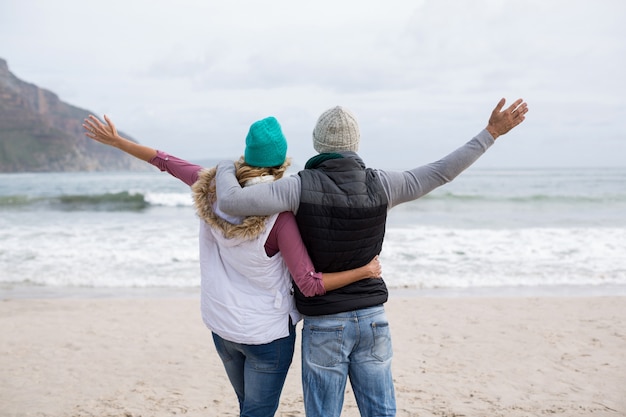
{"left": 234, "top": 156, "right": 292, "bottom": 185}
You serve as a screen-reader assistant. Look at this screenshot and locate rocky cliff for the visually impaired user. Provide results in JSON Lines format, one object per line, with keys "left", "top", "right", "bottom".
{"left": 0, "top": 58, "right": 150, "bottom": 172}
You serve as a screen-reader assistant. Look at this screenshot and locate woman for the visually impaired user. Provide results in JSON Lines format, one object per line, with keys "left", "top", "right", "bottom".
{"left": 82, "top": 114, "right": 381, "bottom": 417}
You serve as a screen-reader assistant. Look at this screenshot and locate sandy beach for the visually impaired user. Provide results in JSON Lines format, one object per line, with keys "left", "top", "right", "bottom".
{"left": 1, "top": 293, "right": 625, "bottom": 417}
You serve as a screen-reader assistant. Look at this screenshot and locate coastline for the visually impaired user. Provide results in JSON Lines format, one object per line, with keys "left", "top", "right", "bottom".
{"left": 3, "top": 282, "right": 626, "bottom": 300}
{"left": 1, "top": 291, "right": 625, "bottom": 416}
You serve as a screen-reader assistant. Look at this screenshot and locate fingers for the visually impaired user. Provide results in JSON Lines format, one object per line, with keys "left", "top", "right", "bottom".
{"left": 494, "top": 98, "right": 525, "bottom": 117}
{"left": 82, "top": 116, "right": 97, "bottom": 137}
{"left": 83, "top": 115, "right": 101, "bottom": 130}
{"left": 103, "top": 114, "right": 119, "bottom": 136}
{"left": 365, "top": 255, "right": 383, "bottom": 277}
{"left": 82, "top": 114, "right": 108, "bottom": 140}
{"left": 88, "top": 114, "right": 103, "bottom": 127}
{"left": 497, "top": 98, "right": 527, "bottom": 123}
{"left": 510, "top": 101, "right": 529, "bottom": 124}
{"left": 492, "top": 98, "right": 506, "bottom": 116}
{"left": 373, "top": 255, "right": 382, "bottom": 277}
{"left": 506, "top": 98, "right": 524, "bottom": 113}
{"left": 486, "top": 97, "right": 528, "bottom": 139}
{"left": 103, "top": 114, "right": 115, "bottom": 129}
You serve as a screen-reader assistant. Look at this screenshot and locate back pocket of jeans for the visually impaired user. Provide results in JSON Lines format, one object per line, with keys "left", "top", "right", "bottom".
{"left": 371, "top": 321, "right": 392, "bottom": 362}
{"left": 307, "top": 325, "right": 344, "bottom": 367}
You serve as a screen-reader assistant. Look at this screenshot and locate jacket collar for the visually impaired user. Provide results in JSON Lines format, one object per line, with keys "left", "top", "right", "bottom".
{"left": 304, "top": 152, "right": 365, "bottom": 170}
{"left": 192, "top": 168, "right": 269, "bottom": 240}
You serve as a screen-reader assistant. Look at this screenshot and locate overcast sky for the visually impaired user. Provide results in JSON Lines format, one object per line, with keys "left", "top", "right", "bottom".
{"left": 1, "top": 0, "right": 625, "bottom": 169}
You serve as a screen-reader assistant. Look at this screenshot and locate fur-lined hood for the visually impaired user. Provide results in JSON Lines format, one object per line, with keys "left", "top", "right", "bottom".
{"left": 191, "top": 168, "right": 269, "bottom": 240}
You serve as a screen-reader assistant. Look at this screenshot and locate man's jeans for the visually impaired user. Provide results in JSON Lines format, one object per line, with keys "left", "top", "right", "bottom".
{"left": 212, "top": 321, "right": 296, "bottom": 417}
{"left": 301, "top": 304, "right": 396, "bottom": 417}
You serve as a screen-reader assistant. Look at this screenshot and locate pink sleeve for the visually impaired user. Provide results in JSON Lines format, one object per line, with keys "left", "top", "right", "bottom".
{"left": 148, "top": 150, "right": 204, "bottom": 186}
{"left": 272, "top": 212, "right": 326, "bottom": 297}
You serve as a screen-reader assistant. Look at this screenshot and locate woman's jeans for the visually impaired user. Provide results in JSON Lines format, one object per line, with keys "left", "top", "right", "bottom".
{"left": 212, "top": 321, "right": 296, "bottom": 417}
{"left": 301, "top": 304, "right": 396, "bottom": 417}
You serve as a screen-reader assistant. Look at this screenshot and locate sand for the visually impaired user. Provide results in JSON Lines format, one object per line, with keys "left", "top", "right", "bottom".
{"left": 1, "top": 294, "right": 625, "bottom": 417}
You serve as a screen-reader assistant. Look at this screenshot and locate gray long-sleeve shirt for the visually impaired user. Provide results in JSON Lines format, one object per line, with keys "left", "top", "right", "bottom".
{"left": 216, "top": 129, "right": 495, "bottom": 216}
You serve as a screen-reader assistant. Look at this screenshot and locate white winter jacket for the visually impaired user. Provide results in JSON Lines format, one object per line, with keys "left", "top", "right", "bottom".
{"left": 192, "top": 168, "right": 300, "bottom": 344}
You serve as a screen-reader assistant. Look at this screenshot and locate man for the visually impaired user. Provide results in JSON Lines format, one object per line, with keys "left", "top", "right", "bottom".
{"left": 215, "top": 98, "right": 529, "bottom": 416}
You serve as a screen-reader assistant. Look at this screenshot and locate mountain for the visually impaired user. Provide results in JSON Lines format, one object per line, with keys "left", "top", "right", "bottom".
{"left": 0, "top": 58, "right": 150, "bottom": 172}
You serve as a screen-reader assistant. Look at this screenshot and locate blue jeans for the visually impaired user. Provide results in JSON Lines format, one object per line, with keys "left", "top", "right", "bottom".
{"left": 301, "top": 305, "right": 396, "bottom": 417}
{"left": 212, "top": 321, "right": 296, "bottom": 417}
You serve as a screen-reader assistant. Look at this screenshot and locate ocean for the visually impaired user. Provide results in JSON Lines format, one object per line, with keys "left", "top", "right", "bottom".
{"left": 1, "top": 167, "right": 625, "bottom": 298}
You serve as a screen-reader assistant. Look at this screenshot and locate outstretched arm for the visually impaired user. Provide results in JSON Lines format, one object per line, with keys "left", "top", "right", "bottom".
{"left": 381, "top": 98, "right": 529, "bottom": 208}
{"left": 83, "top": 115, "right": 202, "bottom": 186}
{"left": 83, "top": 115, "right": 157, "bottom": 161}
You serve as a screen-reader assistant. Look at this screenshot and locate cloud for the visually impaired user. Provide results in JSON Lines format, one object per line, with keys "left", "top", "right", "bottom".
{"left": 1, "top": 0, "right": 625, "bottom": 168}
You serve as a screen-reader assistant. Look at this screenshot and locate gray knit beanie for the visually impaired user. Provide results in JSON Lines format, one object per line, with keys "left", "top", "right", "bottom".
{"left": 312, "top": 106, "right": 360, "bottom": 153}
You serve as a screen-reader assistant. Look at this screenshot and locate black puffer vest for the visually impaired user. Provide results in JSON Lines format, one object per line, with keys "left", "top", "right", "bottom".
{"left": 295, "top": 154, "right": 389, "bottom": 315}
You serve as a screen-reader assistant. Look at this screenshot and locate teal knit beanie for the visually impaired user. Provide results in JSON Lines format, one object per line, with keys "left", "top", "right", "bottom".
{"left": 244, "top": 116, "right": 287, "bottom": 167}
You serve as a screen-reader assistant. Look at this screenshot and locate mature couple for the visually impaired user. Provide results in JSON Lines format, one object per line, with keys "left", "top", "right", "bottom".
{"left": 84, "top": 98, "right": 528, "bottom": 417}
